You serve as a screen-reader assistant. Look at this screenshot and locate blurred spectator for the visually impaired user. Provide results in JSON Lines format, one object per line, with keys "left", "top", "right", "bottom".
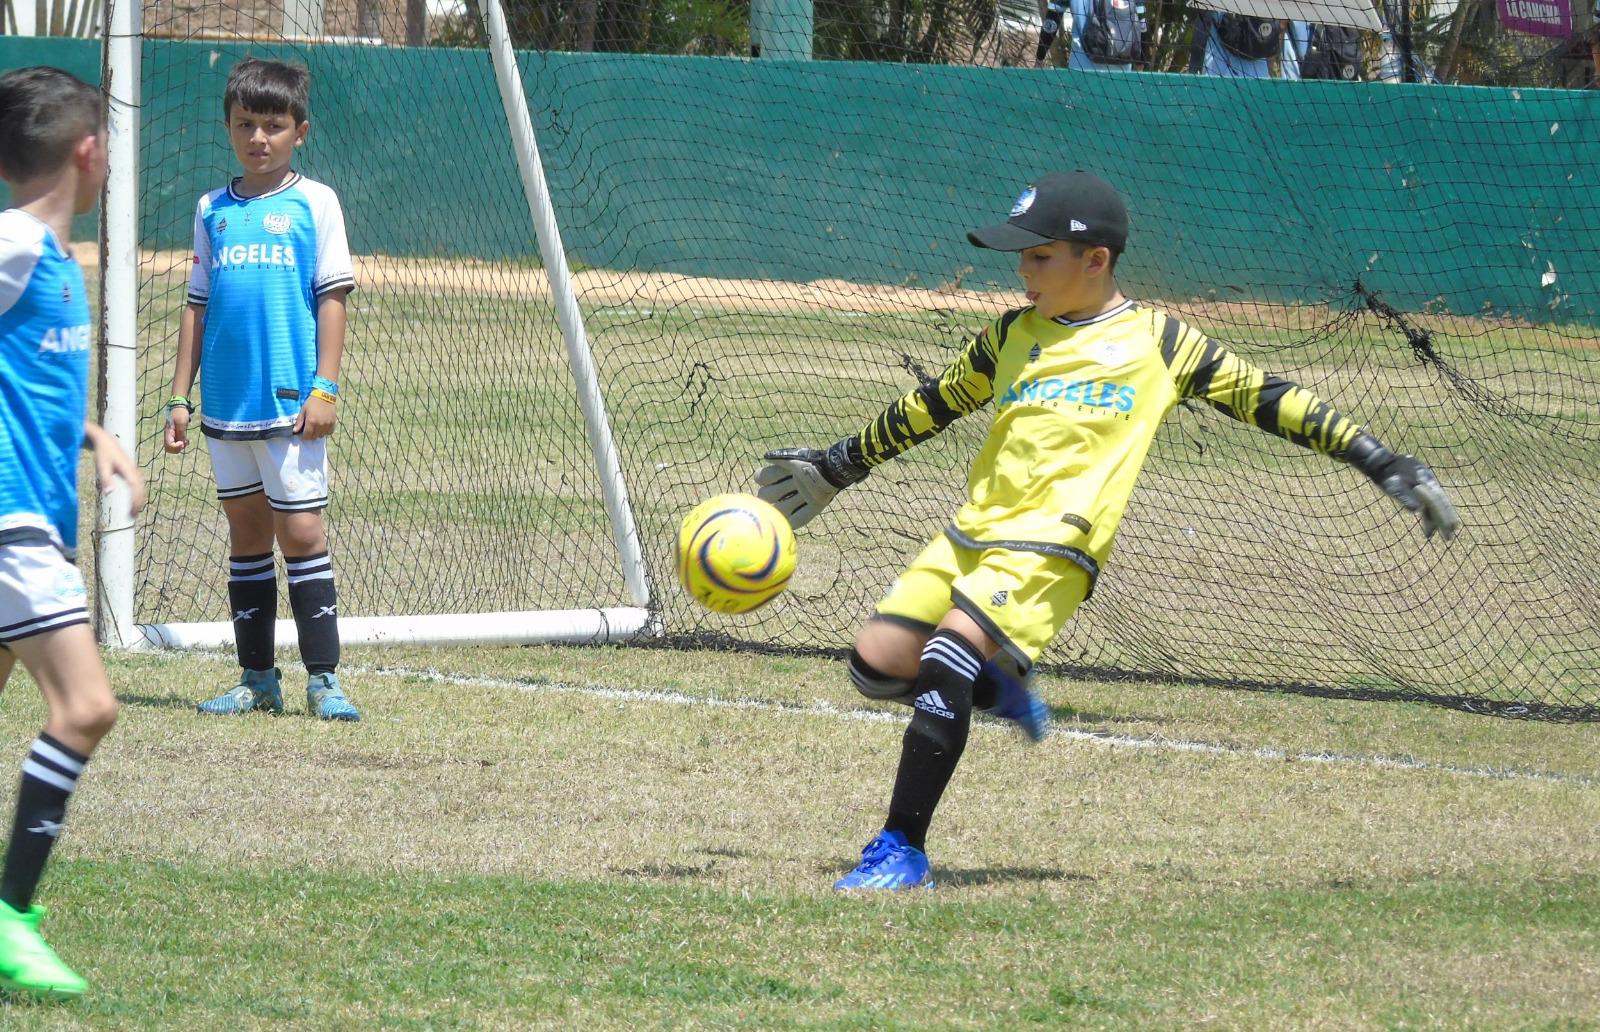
{"left": 1375, "top": 0, "right": 1440, "bottom": 82}
{"left": 1036, "top": 0, "right": 1147, "bottom": 71}
{"left": 1299, "top": 23, "right": 1365, "bottom": 80}
{"left": 1189, "top": 11, "right": 1303, "bottom": 77}
{"left": 1280, "top": 20, "right": 1310, "bottom": 79}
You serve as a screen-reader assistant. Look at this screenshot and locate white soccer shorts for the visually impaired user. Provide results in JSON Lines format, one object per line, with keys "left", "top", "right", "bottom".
{"left": 207, "top": 436, "right": 330, "bottom": 513}
{"left": 0, "top": 542, "right": 89, "bottom": 648}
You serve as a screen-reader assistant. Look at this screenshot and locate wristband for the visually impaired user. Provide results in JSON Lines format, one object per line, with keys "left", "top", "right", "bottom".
{"left": 1341, "top": 431, "right": 1395, "bottom": 483}
{"left": 312, "top": 376, "right": 340, "bottom": 397}
{"left": 165, "top": 395, "right": 193, "bottom": 419}
{"left": 310, "top": 388, "right": 339, "bottom": 406}
{"left": 820, "top": 436, "right": 871, "bottom": 489}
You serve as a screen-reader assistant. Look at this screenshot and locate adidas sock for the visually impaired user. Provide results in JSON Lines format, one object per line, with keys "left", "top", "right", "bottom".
{"left": 286, "top": 551, "right": 340, "bottom": 676}
{"left": 884, "top": 630, "right": 980, "bottom": 852}
{"left": 0, "top": 733, "right": 87, "bottom": 912}
{"left": 229, "top": 552, "right": 277, "bottom": 671}
{"left": 972, "top": 660, "right": 1007, "bottom": 711}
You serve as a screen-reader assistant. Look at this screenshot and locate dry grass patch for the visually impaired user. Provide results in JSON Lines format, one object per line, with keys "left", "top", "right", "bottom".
{"left": 0, "top": 644, "right": 1592, "bottom": 1028}
{"left": 2, "top": 647, "right": 1588, "bottom": 899}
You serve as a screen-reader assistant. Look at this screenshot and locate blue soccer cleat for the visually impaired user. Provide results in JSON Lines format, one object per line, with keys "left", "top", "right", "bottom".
{"left": 982, "top": 659, "right": 1050, "bottom": 743}
{"left": 307, "top": 672, "right": 360, "bottom": 722}
{"left": 833, "top": 829, "right": 934, "bottom": 891}
{"left": 197, "top": 667, "right": 283, "bottom": 716}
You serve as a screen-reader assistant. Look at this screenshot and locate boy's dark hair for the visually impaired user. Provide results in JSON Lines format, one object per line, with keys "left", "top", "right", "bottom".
{"left": 1068, "top": 240, "right": 1121, "bottom": 274}
{"left": 0, "top": 66, "right": 101, "bottom": 182}
{"left": 223, "top": 59, "right": 310, "bottom": 123}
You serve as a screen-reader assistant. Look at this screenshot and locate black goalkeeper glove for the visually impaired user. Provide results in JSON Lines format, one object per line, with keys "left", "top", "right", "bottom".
{"left": 753, "top": 438, "right": 870, "bottom": 529}
{"left": 1345, "top": 432, "right": 1460, "bottom": 541}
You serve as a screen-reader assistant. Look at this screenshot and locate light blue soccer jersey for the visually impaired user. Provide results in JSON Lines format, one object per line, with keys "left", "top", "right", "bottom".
{"left": 0, "top": 210, "right": 91, "bottom": 557}
{"left": 187, "top": 173, "right": 355, "bottom": 439}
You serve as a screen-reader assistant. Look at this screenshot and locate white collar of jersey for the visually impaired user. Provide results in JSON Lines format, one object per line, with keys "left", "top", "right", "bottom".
{"left": 228, "top": 171, "right": 301, "bottom": 202}
{"left": 1050, "top": 298, "right": 1137, "bottom": 327}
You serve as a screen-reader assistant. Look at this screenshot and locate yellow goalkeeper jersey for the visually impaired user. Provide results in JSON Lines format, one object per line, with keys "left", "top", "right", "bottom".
{"left": 854, "top": 299, "right": 1361, "bottom": 584}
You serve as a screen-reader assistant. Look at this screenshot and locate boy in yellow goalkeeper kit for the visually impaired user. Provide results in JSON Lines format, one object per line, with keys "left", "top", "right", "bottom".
{"left": 755, "top": 171, "right": 1458, "bottom": 890}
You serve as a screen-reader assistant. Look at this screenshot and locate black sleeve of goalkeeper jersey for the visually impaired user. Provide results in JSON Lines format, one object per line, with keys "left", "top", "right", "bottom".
{"left": 853, "top": 310, "right": 1015, "bottom": 468}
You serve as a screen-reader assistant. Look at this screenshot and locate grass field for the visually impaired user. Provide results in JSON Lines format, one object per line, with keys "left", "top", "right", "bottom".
{"left": 27, "top": 255, "right": 1592, "bottom": 1025}
{"left": 0, "top": 642, "right": 1595, "bottom": 1028}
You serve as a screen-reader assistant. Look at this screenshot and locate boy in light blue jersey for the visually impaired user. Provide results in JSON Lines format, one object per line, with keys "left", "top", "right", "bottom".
{"left": 163, "top": 59, "right": 359, "bottom": 721}
{"left": 0, "top": 65, "right": 146, "bottom": 998}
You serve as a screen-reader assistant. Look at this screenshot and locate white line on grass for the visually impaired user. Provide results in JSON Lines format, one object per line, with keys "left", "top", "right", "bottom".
{"left": 154, "top": 650, "right": 1596, "bottom": 786}
{"left": 351, "top": 662, "right": 1599, "bottom": 788}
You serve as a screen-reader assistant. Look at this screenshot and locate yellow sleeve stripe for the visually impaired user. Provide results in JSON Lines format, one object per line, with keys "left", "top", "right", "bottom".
{"left": 856, "top": 312, "right": 1009, "bottom": 467}
{"left": 1161, "top": 314, "right": 1360, "bottom": 457}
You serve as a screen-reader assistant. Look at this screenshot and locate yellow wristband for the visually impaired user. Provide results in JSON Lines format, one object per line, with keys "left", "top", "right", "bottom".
{"left": 310, "top": 388, "right": 339, "bottom": 406}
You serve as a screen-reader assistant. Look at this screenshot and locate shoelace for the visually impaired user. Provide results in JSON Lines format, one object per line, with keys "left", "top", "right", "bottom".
{"left": 859, "top": 836, "right": 901, "bottom": 869}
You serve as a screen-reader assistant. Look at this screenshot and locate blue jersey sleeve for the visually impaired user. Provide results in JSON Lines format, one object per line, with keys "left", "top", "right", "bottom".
{"left": 0, "top": 210, "right": 92, "bottom": 554}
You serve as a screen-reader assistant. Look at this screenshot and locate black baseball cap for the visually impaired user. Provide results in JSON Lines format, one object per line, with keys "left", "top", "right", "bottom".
{"left": 967, "top": 171, "right": 1128, "bottom": 253}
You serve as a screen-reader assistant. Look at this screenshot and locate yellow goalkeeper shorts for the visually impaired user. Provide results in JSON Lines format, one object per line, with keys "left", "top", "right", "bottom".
{"left": 874, "top": 530, "right": 1093, "bottom": 671}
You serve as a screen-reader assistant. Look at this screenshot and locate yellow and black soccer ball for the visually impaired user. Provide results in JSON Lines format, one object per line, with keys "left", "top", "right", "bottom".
{"left": 676, "top": 493, "right": 797, "bottom": 614}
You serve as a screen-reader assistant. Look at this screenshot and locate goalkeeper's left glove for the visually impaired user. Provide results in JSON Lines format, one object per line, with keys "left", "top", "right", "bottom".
{"left": 1344, "top": 432, "right": 1460, "bottom": 541}
{"left": 753, "top": 437, "right": 870, "bottom": 529}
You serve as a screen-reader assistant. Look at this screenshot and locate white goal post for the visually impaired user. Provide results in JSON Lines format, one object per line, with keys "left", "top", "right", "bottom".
{"left": 94, "top": 0, "right": 656, "bottom": 650}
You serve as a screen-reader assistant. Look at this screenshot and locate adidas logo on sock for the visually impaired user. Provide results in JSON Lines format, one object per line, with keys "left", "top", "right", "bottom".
{"left": 913, "top": 690, "right": 955, "bottom": 719}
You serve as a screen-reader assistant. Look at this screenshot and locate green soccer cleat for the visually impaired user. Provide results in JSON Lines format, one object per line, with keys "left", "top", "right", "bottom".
{"left": 307, "top": 672, "right": 360, "bottom": 722}
{"left": 197, "top": 667, "right": 283, "bottom": 716}
{"left": 0, "top": 902, "right": 87, "bottom": 1000}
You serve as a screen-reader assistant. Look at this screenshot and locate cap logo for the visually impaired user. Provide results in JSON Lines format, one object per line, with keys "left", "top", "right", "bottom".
{"left": 1070, "top": 219, "right": 1088, "bottom": 232}
{"left": 1011, "top": 187, "right": 1037, "bottom": 218}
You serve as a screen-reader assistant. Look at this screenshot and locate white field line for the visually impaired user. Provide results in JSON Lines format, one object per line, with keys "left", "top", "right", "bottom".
{"left": 157, "top": 650, "right": 1597, "bottom": 787}
{"left": 349, "top": 662, "right": 1598, "bottom": 788}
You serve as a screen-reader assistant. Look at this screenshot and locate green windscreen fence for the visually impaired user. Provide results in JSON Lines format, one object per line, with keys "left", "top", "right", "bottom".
{"left": 3, "top": 37, "right": 1596, "bottom": 716}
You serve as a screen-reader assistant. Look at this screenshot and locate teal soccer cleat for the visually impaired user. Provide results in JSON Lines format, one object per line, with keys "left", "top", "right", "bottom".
{"left": 307, "top": 672, "right": 360, "bottom": 722}
{"left": 833, "top": 829, "right": 934, "bottom": 891}
{"left": 197, "top": 667, "right": 283, "bottom": 716}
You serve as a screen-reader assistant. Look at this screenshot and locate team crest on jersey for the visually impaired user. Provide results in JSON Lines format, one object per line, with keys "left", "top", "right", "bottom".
{"left": 1028, "top": 343, "right": 1041, "bottom": 361}
{"left": 1011, "top": 187, "right": 1037, "bottom": 217}
{"left": 1089, "top": 338, "right": 1123, "bottom": 364}
{"left": 990, "top": 590, "right": 1009, "bottom": 607}
{"left": 263, "top": 212, "right": 292, "bottom": 235}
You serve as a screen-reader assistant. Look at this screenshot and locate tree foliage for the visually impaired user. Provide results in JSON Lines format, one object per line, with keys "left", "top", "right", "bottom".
{"left": 430, "top": 0, "right": 1597, "bottom": 87}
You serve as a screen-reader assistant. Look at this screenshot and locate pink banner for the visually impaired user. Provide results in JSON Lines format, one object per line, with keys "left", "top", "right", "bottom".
{"left": 1498, "top": 0, "right": 1571, "bottom": 37}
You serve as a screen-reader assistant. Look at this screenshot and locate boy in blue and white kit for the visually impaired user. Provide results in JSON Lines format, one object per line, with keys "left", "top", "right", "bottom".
{"left": 0, "top": 65, "right": 146, "bottom": 997}
{"left": 163, "top": 59, "right": 359, "bottom": 721}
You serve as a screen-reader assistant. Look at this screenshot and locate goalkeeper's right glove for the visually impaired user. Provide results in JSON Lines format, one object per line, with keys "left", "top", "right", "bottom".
{"left": 1345, "top": 432, "right": 1460, "bottom": 542}
{"left": 754, "top": 438, "right": 871, "bottom": 529}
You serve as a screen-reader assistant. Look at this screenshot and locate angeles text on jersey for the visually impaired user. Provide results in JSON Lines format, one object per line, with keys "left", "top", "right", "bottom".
{"left": 0, "top": 209, "right": 93, "bottom": 556}
{"left": 998, "top": 376, "right": 1136, "bottom": 413}
{"left": 210, "top": 242, "right": 297, "bottom": 270}
{"left": 186, "top": 173, "right": 356, "bottom": 441}
{"left": 38, "top": 324, "right": 91, "bottom": 354}
{"left": 849, "top": 300, "right": 1362, "bottom": 588}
